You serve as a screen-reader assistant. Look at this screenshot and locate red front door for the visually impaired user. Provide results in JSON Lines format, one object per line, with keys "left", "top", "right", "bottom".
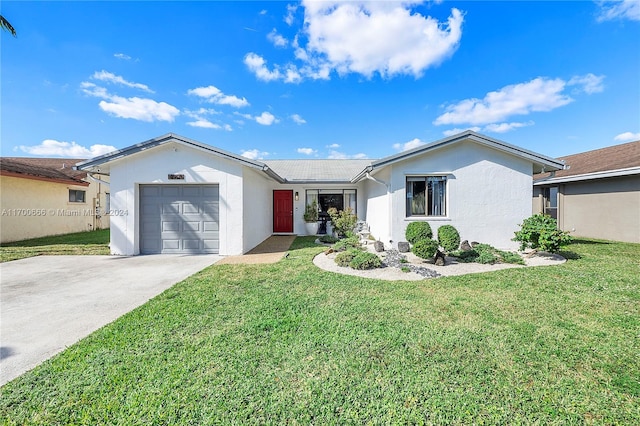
{"left": 273, "top": 190, "right": 293, "bottom": 233}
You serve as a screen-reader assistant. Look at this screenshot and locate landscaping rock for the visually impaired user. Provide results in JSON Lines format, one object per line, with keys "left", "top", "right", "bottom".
{"left": 397, "top": 241, "right": 410, "bottom": 253}
{"left": 374, "top": 241, "right": 385, "bottom": 252}
{"left": 460, "top": 240, "right": 473, "bottom": 251}
{"left": 382, "top": 249, "right": 440, "bottom": 278}
{"left": 434, "top": 250, "right": 446, "bottom": 266}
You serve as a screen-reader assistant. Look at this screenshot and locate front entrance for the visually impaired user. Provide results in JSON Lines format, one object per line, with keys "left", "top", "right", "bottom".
{"left": 273, "top": 190, "right": 293, "bottom": 233}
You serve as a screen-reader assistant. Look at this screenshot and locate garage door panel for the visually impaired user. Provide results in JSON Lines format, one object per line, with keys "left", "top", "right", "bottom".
{"left": 184, "top": 221, "right": 201, "bottom": 231}
{"left": 140, "top": 184, "right": 220, "bottom": 254}
{"left": 182, "top": 203, "right": 200, "bottom": 214}
{"left": 182, "top": 186, "right": 202, "bottom": 197}
{"left": 161, "top": 186, "right": 180, "bottom": 197}
{"left": 162, "top": 221, "right": 181, "bottom": 232}
{"left": 202, "top": 202, "right": 219, "bottom": 215}
{"left": 162, "top": 240, "right": 180, "bottom": 250}
{"left": 141, "top": 186, "right": 160, "bottom": 197}
{"left": 162, "top": 203, "right": 181, "bottom": 214}
{"left": 203, "top": 221, "right": 219, "bottom": 232}
{"left": 141, "top": 238, "right": 161, "bottom": 252}
{"left": 204, "top": 239, "right": 219, "bottom": 250}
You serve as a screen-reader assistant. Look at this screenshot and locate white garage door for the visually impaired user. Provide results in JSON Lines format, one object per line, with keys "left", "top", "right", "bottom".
{"left": 140, "top": 185, "right": 219, "bottom": 254}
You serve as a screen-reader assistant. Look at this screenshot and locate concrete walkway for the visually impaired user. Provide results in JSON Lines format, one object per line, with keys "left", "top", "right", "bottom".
{"left": 0, "top": 254, "right": 220, "bottom": 386}
{"left": 217, "top": 235, "right": 296, "bottom": 265}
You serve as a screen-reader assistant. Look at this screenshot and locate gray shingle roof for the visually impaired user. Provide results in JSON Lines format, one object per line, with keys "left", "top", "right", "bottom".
{"left": 264, "top": 159, "right": 372, "bottom": 182}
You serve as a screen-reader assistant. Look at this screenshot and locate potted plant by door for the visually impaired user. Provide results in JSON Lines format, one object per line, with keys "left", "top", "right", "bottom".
{"left": 303, "top": 200, "right": 319, "bottom": 235}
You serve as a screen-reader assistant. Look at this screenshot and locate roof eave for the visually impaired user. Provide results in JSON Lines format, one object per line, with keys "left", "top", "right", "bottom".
{"left": 75, "top": 133, "right": 286, "bottom": 182}
{"left": 367, "top": 130, "right": 565, "bottom": 173}
{"left": 534, "top": 166, "right": 640, "bottom": 185}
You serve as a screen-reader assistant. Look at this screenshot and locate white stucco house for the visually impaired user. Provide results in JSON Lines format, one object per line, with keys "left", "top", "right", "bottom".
{"left": 75, "top": 131, "right": 565, "bottom": 256}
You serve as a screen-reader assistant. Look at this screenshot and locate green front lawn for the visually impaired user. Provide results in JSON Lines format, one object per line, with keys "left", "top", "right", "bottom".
{"left": 1, "top": 238, "right": 638, "bottom": 424}
{"left": 0, "top": 229, "right": 109, "bottom": 262}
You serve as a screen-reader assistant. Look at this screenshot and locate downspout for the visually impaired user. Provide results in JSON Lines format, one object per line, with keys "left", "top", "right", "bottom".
{"left": 365, "top": 172, "right": 393, "bottom": 248}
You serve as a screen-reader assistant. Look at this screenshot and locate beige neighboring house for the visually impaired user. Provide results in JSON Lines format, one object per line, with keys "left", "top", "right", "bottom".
{"left": 0, "top": 157, "right": 110, "bottom": 243}
{"left": 533, "top": 140, "right": 640, "bottom": 243}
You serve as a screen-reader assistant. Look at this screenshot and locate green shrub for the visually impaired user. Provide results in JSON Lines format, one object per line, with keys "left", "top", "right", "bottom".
{"left": 335, "top": 249, "right": 360, "bottom": 267}
{"left": 477, "top": 250, "right": 498, "bottom": 264}
{"left": 412, "top": 239, "right": 439, "bottom": 259}
{"left": 303, "top": 200, "right": 318, "bottom": 222}
{"left": 332, "top": 236, "right": 361, "bottom": 252}
{"left": 328, "top": 207, "right": 358, "bottom": 237}
{"left": 405, "top": 222, "right": 433, "bottom": 244}
{"left": 451, "top": 243, "right": 524, "bottom": 265}
{"left": 437, "top": 225, "right": 460, "bottom": 253}
{"left": 513, "top": 214, "right": 571, "bottom": 253}
{"left": 319, "top": 235, "right": 339, "bottom": 244}
{"left": 349, "top": 251, "right": 382, "bottom": 270}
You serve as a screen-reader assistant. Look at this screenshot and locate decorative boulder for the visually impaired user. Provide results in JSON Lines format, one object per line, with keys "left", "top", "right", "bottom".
{"left": 460, "top": 240, "right": 473, "bottom": 251}
{"left": 397, "top": 241, "right": 410, "bottom": 253}
{"left": 374, "top": 241, "right": 385, "bottom": 252}
{"left": 434, "top": 250, "right": 446, "bottom": 266}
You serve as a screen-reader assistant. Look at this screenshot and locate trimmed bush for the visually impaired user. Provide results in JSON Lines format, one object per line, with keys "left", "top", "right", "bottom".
{"left": 332, "top": 236, "right": 361, "bottom": 252}
{"left": 412, "top": 239, "right": 439, "bottom": 259}
{"left": 437, "top": 225, "right": 461, "bottom": 253}
{"left": 319, "top": 235, "right": 339, "bottom": 244}
{"left": 335, "top": 249, "right": 360, "bottom": 267}
{"left": 327, "top": 207, "right": 358, "bottom": 237}
{"left": 405, "top": 222, "right": 433, "bottom": 244}
{"left": 513, "top": 214, "right": 571, "bottom": 253}
{"left": 349, "top": 251, "right": 382, "bottom": 270}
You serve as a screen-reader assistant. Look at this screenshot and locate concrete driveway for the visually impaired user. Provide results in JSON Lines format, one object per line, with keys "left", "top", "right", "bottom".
{"left": 0, "top": 254, "right": 220, "bottom": 386}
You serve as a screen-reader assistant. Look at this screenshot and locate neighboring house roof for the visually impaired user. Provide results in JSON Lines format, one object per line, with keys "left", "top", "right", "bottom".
{"left": 0, "top": 157, "right": 90, "bottom": 186}
{"left": 265, "top": 159, "right": 372, "bottom": 183}
{"left": 352, "top": 131, "right": 566, "bottom": 182}
{"left": 75, "top": 133, "right": 286, "bottom": 183}
{"left": 534, "top": 140, "right": 640, "bottom": 185}
{"left": 75, "top": 131, "right": 565, "bottom": 184}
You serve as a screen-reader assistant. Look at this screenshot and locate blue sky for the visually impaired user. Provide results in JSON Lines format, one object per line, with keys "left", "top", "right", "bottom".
{"left": 1, "top": 1, "right": 639, "bottom": 161}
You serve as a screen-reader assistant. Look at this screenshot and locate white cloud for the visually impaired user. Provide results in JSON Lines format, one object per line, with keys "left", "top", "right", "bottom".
{"left": 19, "top": 139, "right": 117, "bottom": 157}
{"left": 256, "top": 111, "right": 278, "bottom": 126}
{"left": 393, "top": 138, "right": 425, "bottom": 152}
{"left": 114, "top": 53, "right": 131, "bottom": 60}
{"left": 241, "top": 149, "right": 269, "bottom": 160}
{"left": 568, "top": 73, "right": 605, "bottom": 94}
{"left": 291, "top": 114, "right": 306, "bottom": 124}
{"left": 268, "top": 29, "right": 288, "bottom": 47}
{"left": 187, "top": 85, "right": 249, "bottom": 108}
{"left": 184, "top": 108, "right": 230, "bottom": 130}
{"left": 260, "top": 9, "right": 267, "bottom": 15}
{"left": 434, "top": 77, "right": 574, "bottom": 126}
{"left": 328, "top": 150, "right": 367, "bottom": 159}
{"left": 596, "top": 0, "right": 640, "bottom": 22}
{"left": 302, "top": 2, "right": 463, "bottom": 78}
{"left": 92, "top": 70, "right": 153, "bottom": 93}
{"left": 297, "top": 147, "right": 316, "bottom": 155}
{"left": 81, "top": 82, "right": 179, "bottom": 122}
{"left": 285, "top": 3, "right": 297, "bottom": 25}
{"left": 440, "top": 122, "right": 532, "bottom": 136}
{"left": 483, "top": 121, "right": 534, "bottom": 133}
{"left": 614, "top": 131, "right": 640, "bottom": 142}
{"left": 244, "top": 53, "right": 283, "bottom": 82}
{"left": 246, "top": 2, "right": 464, "bottom": 82}
{"left": 326, "top": 143, "right": 340, "bottom": 148}
{"left": 186, "top": 119, "right": 221, "bottom": 129}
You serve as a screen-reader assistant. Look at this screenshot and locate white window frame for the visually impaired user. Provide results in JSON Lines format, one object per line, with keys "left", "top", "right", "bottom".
{"left": 405, "top": 175, "right": 447, "bottom": 218}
